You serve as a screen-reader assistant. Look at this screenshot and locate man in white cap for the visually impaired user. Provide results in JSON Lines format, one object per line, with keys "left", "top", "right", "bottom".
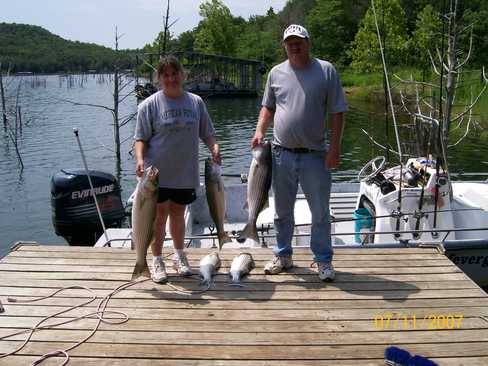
{"left": 251, "top": 24, "right": 347, "bottom": 281}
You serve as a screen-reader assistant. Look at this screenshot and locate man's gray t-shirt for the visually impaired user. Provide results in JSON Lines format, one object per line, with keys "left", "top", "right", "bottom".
{"left": 262, "top": 58, "right": 348, "bottom": 151}
{"left": 134, "top": 91, "right": 215, "bottom": 189}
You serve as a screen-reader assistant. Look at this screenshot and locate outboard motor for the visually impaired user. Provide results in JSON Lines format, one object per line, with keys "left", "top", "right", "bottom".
{"left": 51, "top": 169, "right": 125, "bottom": 245}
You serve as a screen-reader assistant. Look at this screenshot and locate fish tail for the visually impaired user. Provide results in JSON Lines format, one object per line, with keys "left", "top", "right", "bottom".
{"left": 218, "top": 231, "right": 233, "bottom": 250}
{"left": 131, "top": 261, "right": 150, "bottom": 280}
{"left": 237, "top": 223, "right": 259, "bottom": 243}
{"left": 200, "top": 278, "right": 213, "bottom": 289}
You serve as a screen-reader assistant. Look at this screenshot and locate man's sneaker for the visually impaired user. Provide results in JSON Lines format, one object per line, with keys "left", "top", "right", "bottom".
{"left": 263, "top": 255, "right": 293, "bottom": 274}
{"left": 151, "top": 257, "right": 168, "bottom": 284}
{"left": 173, "top": 252, "right": 193, "bottom": 277}
{"left": 317, "top": 262, "right": 335, "bottom": 282}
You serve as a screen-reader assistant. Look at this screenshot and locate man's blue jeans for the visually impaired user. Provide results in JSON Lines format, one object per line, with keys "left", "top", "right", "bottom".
{"left": 271, "top": 145, "right": 333, "bottom": 263}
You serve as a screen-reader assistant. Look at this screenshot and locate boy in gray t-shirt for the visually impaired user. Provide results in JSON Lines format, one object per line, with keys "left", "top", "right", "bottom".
{"left": 251, "top": 24, "right": 347, "bottom": 282}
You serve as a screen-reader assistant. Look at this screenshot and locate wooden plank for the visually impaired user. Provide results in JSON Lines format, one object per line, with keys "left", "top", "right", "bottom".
{"left": 0, "top": 356, "right": 385, "bottom": 366}
{"left": 0, "top": 271, "right": 470, "bottom": 282}
{"left": 12, "top": 245, "right": 438, "bottom": 255}
{"left": 0, "top": 279, "right": 478, "bottom": 291}
{"left": 1, "top": 297, "right": 487, "bottom": 310}
{"left": 2, "top": 328, "right": 488, "bottom": 345}
{"left": 0, "top": 256, "right": 454, "bottom": 267}
{"left": 1, "top": 341, "right": 488, "bottom": 359}
{"left": 1, "top": 305, "right": 486, "bottom": 321}
{"left": 6, "top": 250, "right": 447, "bottom": 260}
{"left": 3, "top": 356, "right": 488, "bottom": 366}
{"left": 1, "top": 286, "right": 484, "bottom": 300}
{"left": 1, "top": 316, "right": 486, "bottom": 333}
{"left": 0, "top": 263, "right": 462, "bottom": 275}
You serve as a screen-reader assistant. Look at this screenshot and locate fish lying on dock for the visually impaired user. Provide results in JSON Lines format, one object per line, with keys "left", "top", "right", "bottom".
{"left": 237, "top": 141, "right": 272, "bottom": 243}
{"left": 199, "top": 252, "right": 221, "bottom": 287}
{"left": 205, "top": 158, "right": 232, "bottom": 249}
{"left": 131, "top": 166, "right": 159, "bottom": 280}
{"left": 229, "top": 252, "right": 255, "bottom": 286}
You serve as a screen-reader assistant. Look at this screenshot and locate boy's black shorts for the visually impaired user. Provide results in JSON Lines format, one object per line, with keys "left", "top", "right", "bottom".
{"left": 157, "top": 188, "right": 196, "bottom": 205}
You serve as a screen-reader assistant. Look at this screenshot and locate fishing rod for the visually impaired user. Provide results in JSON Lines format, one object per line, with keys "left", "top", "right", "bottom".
{"left": 413, "top": 162, "right": 427, "bottom": 239}
{"left": 73, "top": 128, "right": 109, "bottom": 244}
{"left": 370, "top": 0, "right": 404, "bottom": 239}
{"left": 413, "top": 0, "right": 440, "bottom": 239}
{"left": 432, "top": 0, "right": 449, "bottom": 239}
{"left": 380, "top": 0, "right": 391, "bottom": 165}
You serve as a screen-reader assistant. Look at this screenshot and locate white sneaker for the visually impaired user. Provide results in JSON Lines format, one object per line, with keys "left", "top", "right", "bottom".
{"left": 151, "top": 257, "right": 167, "bottom": 284}
{"left": 173, "top": 252, "right": 193, "bottom": 277}
{"left": 317, "top": 262, "right": 335, "bottom": 282}
{"left": 263, "top": 255, "right": 293, "bottom": 274}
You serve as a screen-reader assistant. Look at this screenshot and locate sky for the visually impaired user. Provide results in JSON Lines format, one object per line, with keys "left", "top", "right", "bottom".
{"left": 2, "top": 0, "right": 289, "bottom": 49}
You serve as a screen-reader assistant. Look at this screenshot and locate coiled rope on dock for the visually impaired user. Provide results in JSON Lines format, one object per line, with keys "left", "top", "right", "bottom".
{"left": 0, "top": 279, "right": 147, "bottom": 365}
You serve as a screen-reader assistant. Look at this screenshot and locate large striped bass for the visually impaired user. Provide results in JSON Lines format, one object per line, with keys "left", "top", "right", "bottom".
{"left": 131, "top": 166, "right": 159, "bottom": 280}
{"left": 237, "top": 141, "right": 272, "bottom": 243}
{"left": 229, "top": 252, "right": 255, "bottom": 285}
{"left": 205, "top": 158, "right": 232, "bottom": 250}
{"left": 199, "top": 252, "right": 221, "bottom": 287}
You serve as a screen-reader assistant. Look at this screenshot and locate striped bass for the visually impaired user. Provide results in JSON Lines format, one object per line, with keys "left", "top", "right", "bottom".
{"left": 237, "top": 141, "right": 272, "bottom": 243}
{"left": 205, "top": 158, "right": 232, "bottom": 249}
{"left": 131, "top": 166, "right": 159, "bottom": 280}
{"left": 199, "top": 252, "right": 221, "bottom": 287}
{"left": 229, "top": 252, "right": 255, "bottom": 285}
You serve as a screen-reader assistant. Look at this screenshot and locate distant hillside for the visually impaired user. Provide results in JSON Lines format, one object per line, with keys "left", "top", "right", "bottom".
{"left": 0, "top": 23, "right": 138, "bottom": 73}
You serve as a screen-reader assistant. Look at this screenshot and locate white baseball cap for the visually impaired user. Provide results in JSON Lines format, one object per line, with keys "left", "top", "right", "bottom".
{"left": 283, "top": 24, "right": 309, "bottom": 41}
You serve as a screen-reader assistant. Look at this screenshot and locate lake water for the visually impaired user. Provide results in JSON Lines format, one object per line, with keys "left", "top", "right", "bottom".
{"left": 1, "top": 74, "right": 487, "bottom": 258}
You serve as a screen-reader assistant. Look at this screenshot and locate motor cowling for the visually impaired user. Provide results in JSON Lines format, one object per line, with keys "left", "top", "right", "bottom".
{"left": 51, "top": 169, "right": 125, "bottom": 245}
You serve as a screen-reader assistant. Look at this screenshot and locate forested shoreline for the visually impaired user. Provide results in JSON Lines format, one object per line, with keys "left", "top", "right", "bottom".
{"left": 0, "top": 23, "right": 136, "bottom": 73}
{"left": 1, "top": 0, "right": 487, "bottom": 75}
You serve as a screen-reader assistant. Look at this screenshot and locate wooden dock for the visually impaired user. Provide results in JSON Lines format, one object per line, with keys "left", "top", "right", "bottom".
{"left": 1, "top": 244, "right": 488, "bottom": 365}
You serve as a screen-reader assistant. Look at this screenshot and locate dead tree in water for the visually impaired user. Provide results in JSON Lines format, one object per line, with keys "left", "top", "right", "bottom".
{"left": 396, "top": 0, "right": 488, "bottom": 163}
{"left": 0, "top": 64, "right": 7, "bottom": 128}
{"left": 0, "top": 63, "right": 25, "bottom": 169}
{"left": 60, "top": 27, "right": 136, "bottom": 163}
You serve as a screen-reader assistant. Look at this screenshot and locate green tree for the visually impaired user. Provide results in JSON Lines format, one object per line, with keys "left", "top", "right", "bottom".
{"left": 461, "top": 1, "right": 488, "bottom": 67}
{"left": 348, "top": 0, "right": 409, "bottom": 72}
{"left": 411, "top": 5, "right": 442, "bottom": 70}
{"left": 175, "top": 31, "right": 196, "bottom": 52}
{"left": 305, "top": 0, "right": 348, "bottom": 65}
{"left": 194, "top": 0, "right": 237, "bottom": 56}
{"left": 235, "top": 11, "right": 282, "bottom": 69}
{"left": 279, "top": 0, "right": 317, "bottom": 28}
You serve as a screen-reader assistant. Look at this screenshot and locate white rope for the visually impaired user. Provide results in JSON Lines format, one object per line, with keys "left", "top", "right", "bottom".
{"left": 0, "top": 280, "right": 147, "bottom": 365}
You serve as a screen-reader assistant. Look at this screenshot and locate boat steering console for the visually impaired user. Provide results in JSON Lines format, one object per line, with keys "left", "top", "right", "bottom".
{"left": 358, "top": 156, "right": 396, "bottom": 195}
